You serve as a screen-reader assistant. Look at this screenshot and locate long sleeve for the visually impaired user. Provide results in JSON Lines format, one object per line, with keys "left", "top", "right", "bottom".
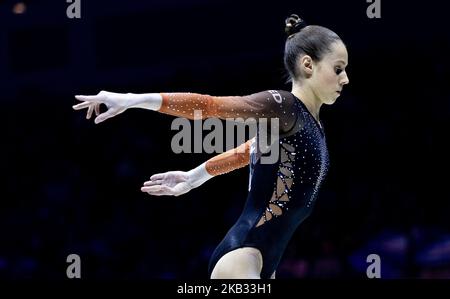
{"left": 185, "top": 138, "right": 253, "bottom": 189}
{"left": 205, "top": 138, "right": 253, "bottom": 176}
{"left": 158, "top": 90, "right": 297, "bottom": 134}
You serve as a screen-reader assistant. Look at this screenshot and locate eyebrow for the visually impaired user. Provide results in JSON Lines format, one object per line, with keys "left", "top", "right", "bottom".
{"left": 335, "top": 60, "right": 348, "bottom": 66}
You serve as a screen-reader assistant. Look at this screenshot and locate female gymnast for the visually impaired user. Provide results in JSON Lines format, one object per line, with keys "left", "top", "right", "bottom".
{"left": 73, "top": 14, "right": 349, "bottom": 279}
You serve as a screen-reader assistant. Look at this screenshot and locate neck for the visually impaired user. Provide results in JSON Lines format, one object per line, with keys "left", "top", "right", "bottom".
{"left": 291, "top": 81, "right": 322, "bottom": 123}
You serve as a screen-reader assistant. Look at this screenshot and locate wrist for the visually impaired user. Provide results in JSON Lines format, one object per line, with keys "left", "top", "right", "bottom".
{"left": 127, "top": 93, "right": 162, "bottom": 110}
{"left": 187, "top": 162, "right": 214, "bottom": 188}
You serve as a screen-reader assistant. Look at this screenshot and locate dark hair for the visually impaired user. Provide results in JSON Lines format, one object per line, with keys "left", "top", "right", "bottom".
{"left": 284, "top": 14, "right": 343, "bottom": 83}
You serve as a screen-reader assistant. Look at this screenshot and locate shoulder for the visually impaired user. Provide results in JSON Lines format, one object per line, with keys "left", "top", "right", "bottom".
{"left": 252, "top": 90, "right": 295, "bottom": 104}
{"left": 266, "top": 90, "right": 296, "bottom": 107}
{"left": 267, "top": 90, "right": 295, "bottom": 103}
{"left": 242, "top": 90, "right": 296, "bottom": 110}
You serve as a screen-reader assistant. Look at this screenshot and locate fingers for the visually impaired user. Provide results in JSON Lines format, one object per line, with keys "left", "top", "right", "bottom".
{"left": 141, "top": 185, "right": 162, "bottom": 192}
{"left": 74, "top": 102, "right": 102, "bottom": 120}
{"left": 94, "top": 108, "right": 118, "bottom": 124}
{"left": 75, "top": 95, "right": 105, "bottom": 103}
{"left": 141, "top": 185, "right": 173, "bottom": 196}
{"left": 87, "top": 105, "right": 94, "bottom": 119}
{"left": 143, "top": 180, "right": 163, "bottom": 187}
{"left": 72, "top": 102, "right": 92, "bottom": 110}
{"left": 150, "top": 174, "right": 165, "bottom": 181}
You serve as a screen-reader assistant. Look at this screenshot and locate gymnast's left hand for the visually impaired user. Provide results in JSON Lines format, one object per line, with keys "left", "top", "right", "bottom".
{"left": 141, "top": 171, "right": 193, "bottom": 197}
{"left": 73, "top": 90, "right": 132, "bottom": 124}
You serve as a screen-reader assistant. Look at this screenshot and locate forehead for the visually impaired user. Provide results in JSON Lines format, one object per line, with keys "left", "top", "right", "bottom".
{"left": 324, "top": 42, "right": 348, "bottom": 65}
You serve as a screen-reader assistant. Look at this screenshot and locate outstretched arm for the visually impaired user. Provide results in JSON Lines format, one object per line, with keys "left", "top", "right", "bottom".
{"left": 73, "top": 91, "right": 163, "bottom": 124}
{"left": 141, "top": 138, "right": 254, "bottom": 196}
{"left": 73, "top": 90, "right": 296, "bottom": 134}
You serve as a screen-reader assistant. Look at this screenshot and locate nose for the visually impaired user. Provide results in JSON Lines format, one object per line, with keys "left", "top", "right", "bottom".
{"left": 340, "top": 72, "right": 349, "bottom": 86}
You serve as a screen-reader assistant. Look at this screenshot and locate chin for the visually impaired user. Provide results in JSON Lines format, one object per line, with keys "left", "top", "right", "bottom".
{"left": 324, "top": 97, "right": 337, "bottom": 105}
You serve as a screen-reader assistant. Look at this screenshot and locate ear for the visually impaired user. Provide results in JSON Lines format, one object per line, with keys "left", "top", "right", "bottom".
{"left": 299, "top": 55, "right": 313, "bottom": 76}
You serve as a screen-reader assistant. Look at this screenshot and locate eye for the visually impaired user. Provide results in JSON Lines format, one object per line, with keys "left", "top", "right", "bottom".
{"left": 335, "top": 67, "right": 343, "bottom": 75}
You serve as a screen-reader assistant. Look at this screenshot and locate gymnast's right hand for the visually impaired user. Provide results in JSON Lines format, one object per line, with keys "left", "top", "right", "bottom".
{"left": 73, "top": 90, "right": 131, "bottom": 124}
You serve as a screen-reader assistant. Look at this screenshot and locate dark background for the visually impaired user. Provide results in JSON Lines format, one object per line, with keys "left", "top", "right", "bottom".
{"left": 1, "top": 0, "right": 449, "bottom": 279}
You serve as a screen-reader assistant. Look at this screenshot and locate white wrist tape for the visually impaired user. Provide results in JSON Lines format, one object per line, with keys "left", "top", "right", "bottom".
{"left": 187, "top": 162, "right": 214, "bottom": 188}
{"left": 128, "top": 93, "right": 162, "bottom": 111}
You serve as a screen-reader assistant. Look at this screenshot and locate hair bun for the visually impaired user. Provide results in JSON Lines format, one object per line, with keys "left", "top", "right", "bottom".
{"left": 285, "top": 14, "right": 307, "bottom": 38}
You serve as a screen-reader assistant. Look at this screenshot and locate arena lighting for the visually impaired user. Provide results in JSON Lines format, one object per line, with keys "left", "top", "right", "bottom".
{"left": 12, "top": 2, "right": 26, "bottom": 14}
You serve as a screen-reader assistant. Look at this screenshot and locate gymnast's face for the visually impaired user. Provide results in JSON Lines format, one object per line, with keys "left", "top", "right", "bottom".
{"left": 310, "top": 41, "right": 349, "bottom": 105}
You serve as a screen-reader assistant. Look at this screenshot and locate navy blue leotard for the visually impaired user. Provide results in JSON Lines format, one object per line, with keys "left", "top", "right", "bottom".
{"left": 207, "top": 90, "right": 330, "bottom": 278}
